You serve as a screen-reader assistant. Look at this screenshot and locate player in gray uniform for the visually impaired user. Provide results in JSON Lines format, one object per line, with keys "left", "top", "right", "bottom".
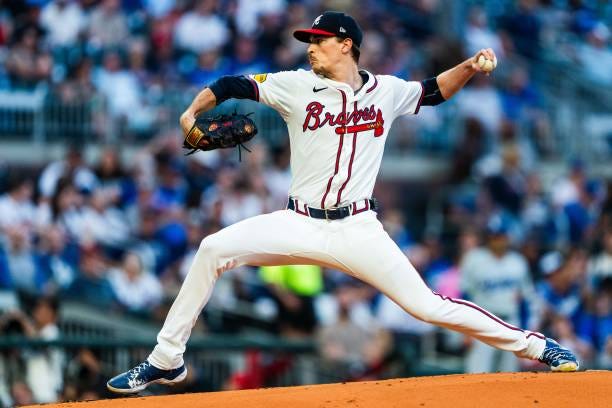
{"left": 461, "top": 216, "right": 542, "bottom": 372}
{"left": 107, "top": 11, "right": 578, "bottom": 394}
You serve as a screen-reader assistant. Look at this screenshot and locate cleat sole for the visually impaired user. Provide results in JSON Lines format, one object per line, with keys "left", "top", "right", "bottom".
{"left": 551, "top": 362, "right": 579, "bottom": 372}
{"left": 106, "top": 368, "right": 187, "bottom": 394}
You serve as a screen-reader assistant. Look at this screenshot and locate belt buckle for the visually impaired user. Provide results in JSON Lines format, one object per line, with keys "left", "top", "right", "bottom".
{"left": 324, "top": 208, "right": 331, "bottom": 221}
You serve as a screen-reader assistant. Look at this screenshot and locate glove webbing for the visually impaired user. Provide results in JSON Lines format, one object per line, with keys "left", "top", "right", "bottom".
{"left": 183, "top": 112, "right": 254, "bottom": 161}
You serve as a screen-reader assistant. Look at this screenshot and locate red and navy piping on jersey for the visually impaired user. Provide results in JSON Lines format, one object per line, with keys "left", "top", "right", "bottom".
{"left": 415, "top": 81, "right": 425, "bottom": 114}
{"left": 352, "top": 199, "right": 370, "bottom": 214}
{"left": 366, "top": 75, "right": 378, "bottom": 93}
{"left": 292, "top": 198, "right": 310, "bottom": 216}
{"left": 335, "top": 130, "right": 357, "bottom": 206}
{"left": 320, "top": 89, "right": 347, "bottom": 209}
{"left": 247, "top": 77, "right": 260, "bottom": 102}
{"left": 334, "top": 100, "right": 359, "bottom": 206}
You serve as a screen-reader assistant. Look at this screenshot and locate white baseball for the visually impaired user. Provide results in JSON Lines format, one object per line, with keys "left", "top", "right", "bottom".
{"left": 477, "top": 54, "right": 497, "bottom": 72}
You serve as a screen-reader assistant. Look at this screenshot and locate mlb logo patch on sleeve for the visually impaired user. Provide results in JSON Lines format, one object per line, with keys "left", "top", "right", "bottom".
{"left": 253, "top": 74, "right": 268, "bottom": 83}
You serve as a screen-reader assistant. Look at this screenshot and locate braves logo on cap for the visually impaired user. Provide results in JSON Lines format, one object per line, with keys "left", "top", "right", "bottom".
{"left": 294, "top": 11, "right": 363, "bottom": 48}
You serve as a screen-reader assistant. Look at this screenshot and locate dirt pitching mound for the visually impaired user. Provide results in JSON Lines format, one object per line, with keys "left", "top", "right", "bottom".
{"left": 32, "top": 371, "right": 610, "bottom": 408}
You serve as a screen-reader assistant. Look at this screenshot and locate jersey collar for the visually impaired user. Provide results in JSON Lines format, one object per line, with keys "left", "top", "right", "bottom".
{"left": 310, "top": 69, "right": 378, "bottom": 98}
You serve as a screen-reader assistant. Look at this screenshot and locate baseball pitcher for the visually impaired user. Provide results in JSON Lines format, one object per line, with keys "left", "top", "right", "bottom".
{"left": 107, "top": 11, "right": 578, "bottom": 394}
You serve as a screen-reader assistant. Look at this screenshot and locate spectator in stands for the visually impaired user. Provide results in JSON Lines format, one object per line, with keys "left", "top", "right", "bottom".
{"left": 126, "top": 38, "right": 153, "bottom": 89}
{"left": 94, "top": 50, "right": 149, "bottom": 131}
{"left": 0, "top": 308, "right": 28, "bottom": 406}
{"left": 149, "top": 156, "right": 188, "bottom": 214}
{"left": 593, "top": 277, "right": 612, "bottom": 367}
{"left": 552, "top": 159, "right": 587, "bottom": 209}
{"left": 578, "top": 22, "right": 612, "bottom": 84}
{"left": 448, "top": 118, "right": 487, "bottom": 184}
{"left": 229, "top": 36, "right": 270, "bottom": 76}
{"left": 464, "top": 6, "right": 505, "bottom": 59}
{"left": 381, "top": 208, "right": 414, "bottom": 253}
{"left": 174, "top": 0, "right": 229, "bottom": 54}
{"left": 317, "top": 281, "right": 392, "bottom": 381}
{"left": 255, "top": 12, "right": 285, "bottom": 60}
{"left": 484, "top": 144, "right": 528, "bottom": 218}
{"left": 0, "top": 172, "right": 36, "bottom": 235}
{"left": 24, "top": 296, "right": 64, "bottom": 403}
{"left": 455, "top": 75, "right": 502, "bottom": 134}
{"left": 233, "top": 0, "right": 287, "bottom": 36}
{"left": 55, "top": 57, "right": 98, "bottom": 105}
{"left": 563, "top": 180, "right": 603, "bottom": 245}
{"left": 537, "top": 250, "right": 588, "bottom": 332}
{"left": 80, "top": 188, "right": 131, "bottom": 251}
{"left": 203, "top": 167, "right": 266, "bottom": 227}
{"left": 460, "top": 215, "right": 541, "bottom": 372}
{"left": 38, "top": 146, "right": 98, "bottom": 199}
{"left": 433, "top": 227, "right": 480, "bottom": 300}
{"left": 520, "top": 172, "right": 555, "bottom": 246}
{"left": 264, "top": 144, "right": 292, "bottom": 210}
{"left": 549, "top": 314, "right": 593, "bottom": 368}
{"left": 0, "top": 297, "right": 63, "bottom": 403}
{"left": 148, "top": 13, "right": 181, "bottom": 83}
{"left": 87, "top": 0, "right": 129, "bottom": 51}
{"left": 178, "top": 219, "right": 207, "bottom": 281}
{"left": 35, "top": 225, "right": 79, "bottom": 294}
{"left": 186, "top": 48, "right": 230, "bottom": 86}
{"left": 66, "top": 247, "right": 116, "bottom": 309}
{"left": 129, "top": 206, "right": 167, "bottom": 276}
{"left": 0, "top": 227, "right": 39, "bottom": 294}
{"left": 39, "top": 0, "right": 85, "bottom": 48}
{"left": 500, "top": 66, "right": 542, "bottom": 124}
{"left": 108, "top": 251, "right": 163, "bottom": 316}
{"left": 93, "top": 147, "right": 137, "bottom": 210}
{"left": 588, "top": 227, "right": 612, "bottom": 290}
{"left": 37, "top": 180, "right": 90, "bottom": 245}
{"left": 62, "top": 348, "right": 108, "bottom": 401}
{"left": 5, "top": 25, "right": 52, "bottom": 89}
{"left": 259, "top": 264, "right": 323, "bottom": 336}
{"left": 499, "top": 0, "right": 542, "bottom": 59}
{"left": 141, "top": 0, "right": 177, "bottom": 19}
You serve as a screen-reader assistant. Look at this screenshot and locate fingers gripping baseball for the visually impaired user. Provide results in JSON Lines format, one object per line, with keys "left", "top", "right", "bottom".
{"left": 471, "top": 48, "right": 498, "bottom": 74}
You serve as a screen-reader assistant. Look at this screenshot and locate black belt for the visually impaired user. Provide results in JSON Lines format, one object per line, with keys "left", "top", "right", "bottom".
{"left": 287, "top": 197, "right": 378, "bottom": 220}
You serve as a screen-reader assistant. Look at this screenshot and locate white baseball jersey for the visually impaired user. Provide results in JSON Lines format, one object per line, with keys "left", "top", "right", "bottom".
{"left": 248, "top": 69, "right": 423, "bottom": 209}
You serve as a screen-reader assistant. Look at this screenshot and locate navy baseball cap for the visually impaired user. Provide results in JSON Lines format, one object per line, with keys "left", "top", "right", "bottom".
{"left": 293, "top": 11, "right": 363, "bottom": 48}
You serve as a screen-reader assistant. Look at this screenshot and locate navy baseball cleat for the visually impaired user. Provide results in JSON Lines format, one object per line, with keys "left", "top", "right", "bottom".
{"left": 538, "top": 338, "right": 579, "bottom": 372}
{"left": 107, "top": 360, "right": 187, "bottom": 394}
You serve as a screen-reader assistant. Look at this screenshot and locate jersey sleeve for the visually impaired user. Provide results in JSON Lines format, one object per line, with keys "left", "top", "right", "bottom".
{"left": 247, "top": 71, "right": 298, "bottom": 120}
{"left": 384, "top": 76, "right": 425, "bottom": 117}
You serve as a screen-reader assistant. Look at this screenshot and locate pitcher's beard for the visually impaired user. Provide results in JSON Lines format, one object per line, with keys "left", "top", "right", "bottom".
{"left": 312, "top": 65, "right": 330, "bottom": 78}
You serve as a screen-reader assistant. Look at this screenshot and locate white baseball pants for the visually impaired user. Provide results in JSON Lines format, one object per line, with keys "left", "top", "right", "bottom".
{"left": 148, "top": 210, "right": 545, "bottom": 370}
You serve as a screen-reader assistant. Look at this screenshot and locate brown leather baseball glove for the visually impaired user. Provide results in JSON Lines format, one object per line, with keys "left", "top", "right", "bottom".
{"left": 183, "top": 112, "right": 258, "bottom": 158}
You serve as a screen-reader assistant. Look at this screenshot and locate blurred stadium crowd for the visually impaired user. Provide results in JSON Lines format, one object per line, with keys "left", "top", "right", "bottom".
{"left": 0, "top": 0, "right": 611, "bottom": 405}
